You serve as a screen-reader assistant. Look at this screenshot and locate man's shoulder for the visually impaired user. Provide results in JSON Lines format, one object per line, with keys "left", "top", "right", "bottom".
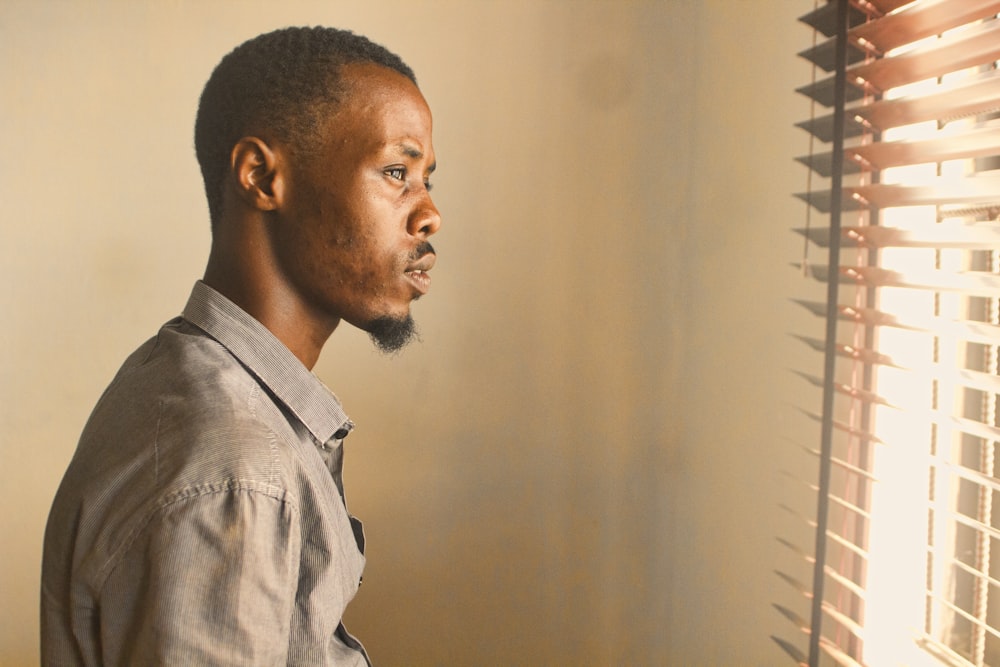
{"left": 76, "top": 318, "right": 309, "bottom": 491}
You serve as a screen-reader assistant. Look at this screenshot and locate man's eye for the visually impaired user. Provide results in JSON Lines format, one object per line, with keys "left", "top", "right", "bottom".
{"left": 386, "top": 167, "right": 406, "bottom": 181}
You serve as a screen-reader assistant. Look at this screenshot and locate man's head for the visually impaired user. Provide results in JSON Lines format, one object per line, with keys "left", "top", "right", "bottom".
{"left": 196, "top": 28, "right": 440, "bottom": 358}
{"left": 195, "top": 27, "right": 415, "bottom": 227}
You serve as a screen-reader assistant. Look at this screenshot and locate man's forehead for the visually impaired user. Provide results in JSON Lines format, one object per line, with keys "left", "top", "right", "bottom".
{"left": 338, "top": 61, "right": 419, "bottom": 100}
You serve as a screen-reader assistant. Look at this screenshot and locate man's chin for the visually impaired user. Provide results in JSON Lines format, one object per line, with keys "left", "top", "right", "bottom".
{"left": 365, "top": 313, "right": 419, "bottom": 355}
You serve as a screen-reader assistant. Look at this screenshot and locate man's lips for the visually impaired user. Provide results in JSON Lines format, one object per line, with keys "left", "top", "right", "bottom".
{"left": 404, "top": 253, "right": 436, "bottom": 295}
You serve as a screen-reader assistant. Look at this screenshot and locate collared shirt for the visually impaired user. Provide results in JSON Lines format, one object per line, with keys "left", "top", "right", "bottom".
{"left": 41, "top": 281, "right": 369, "bottom": 666}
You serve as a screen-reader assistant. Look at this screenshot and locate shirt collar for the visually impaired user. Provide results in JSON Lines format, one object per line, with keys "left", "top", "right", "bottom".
{"left": 181, "top": 280, "right": 353, "bottom": 444}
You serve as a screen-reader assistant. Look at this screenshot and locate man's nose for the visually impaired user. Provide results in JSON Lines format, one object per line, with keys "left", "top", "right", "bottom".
{"left": 410, "top": 192, "right": 441, "bottom": 238}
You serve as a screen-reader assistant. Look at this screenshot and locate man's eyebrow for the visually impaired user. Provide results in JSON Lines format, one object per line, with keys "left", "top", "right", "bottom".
{"left": 399, "top": 144, "right": 423, "bottom": 159}
{"left": 398, "top": 143, "right": 436, "bottom": 174}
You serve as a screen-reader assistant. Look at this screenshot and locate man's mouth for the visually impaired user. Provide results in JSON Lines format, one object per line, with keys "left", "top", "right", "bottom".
{"left": 404, "top": 252, "right": 436, "bottom": 296}
{"left": 405, "top": 268, "right": 432, "bottom": 295}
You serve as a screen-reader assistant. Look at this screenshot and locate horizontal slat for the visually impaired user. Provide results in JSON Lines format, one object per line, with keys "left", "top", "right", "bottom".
{"left": 796, "top": 340, "right": 1000, "bottom": 397}
{"left": 796, "top": 112, "right": 871, "bottom": 143}
{"left": 882, "top": 363, "right": 1000, "bottom": 404}
{"left": 804, "top": 262, "right": 1000, "bottom": 297}
{"left": 779, "top": 501, "right": 818, "bottom": 531}
{"left": 851, "top": 19, "right": 1000, "bottom": 94}
{"left": 792, "top": 298, "right": 1000, "bottom": 344}
{"left": 776, "top": 569, "right": 812, "bottom": 598}
{"left": 950, "top": 510, "right": 1000, "bottom": 548}
{"left": 821, "top": 600, "right": 865, "bottom": 644}
{"left": 864, "top": 0, "right": 914, "bottom": 17}
{"left": 801, "top": 440, "right": 881, "bottom": 482}
{"left": 796, "top": 172, "right": 1000, "bottom": 213}
{"left": 798, "top": 124, "right": 1000, "bottom": 175}
{"left": 858, "top": 68, "right": 1000, "bottom": 131}
{"left": 796, "top": 77, "right": 867, "bottom": 109}
{"left": 798, "top": 38, "right": 868, "bottom": 72}
{"left": 797, "top": 17, "right": 1000, "bottom": 107}
{"left": 931, "top": 591, "right": 1000, "bottom": 643}
{"left": 942, "top": 413, "right": 1000, "bottom": 444}
{"left": 824, "top": 523, "right": 870, "bottom": 561}
{"left": 921, "top": 595, "right": 1000, "bottom": 653}
{"left": 777, "top": 535, "right": 816, "bottom": 565}
{"left": 795, "top": 370, "right": 892, "bottom": 406}
{"left": 938, "top": 458, "right": 1000, "bottom": 500}
{"left": 851, "top": 0, "right": 1000, "bottom": 54}
{"left": 826, "top": 493, "right": 873, "bottom": 526}
{"left": 793, "top": 333, "right": 899, "bottom": 367}
{"left": 957, "top": 367, "right": 1000, "bottom": 395}
{"left": 849, "top": 124, "right": 1000, "bottom": 170}
{"left": 951, "top": 556, "right": 1000, "bottom": 594}
{"left": 775, "top": 602, "right": 810, "bottom": 632}
{"left": 796, "top": 222, "right": 1000, "bottom": 250}
{"left": 799, "top": 2, "right": 873, "bottom": 38}
{"left": 794, "top": 188, "right": 868, "bottom": 213}
{"left": 801, "top": 412, "right": 887, "bottom": 448}
{"left": 772, "top": 635, "right": 808, "bottom": 666}
{"left": 798, "top": 0, "right": 1000, "bottom": 71}
{"left": 886, "top": 362, "right": 1000, "bottom": 396}
{"left": 819, "top": 637, "right": 865, "bottom": 667}
{"left": 794, "top": 150, "right": 864, "bottom": 178}
{"left": 797, "top": 69, "right": 1000, "bottom": 140}
{"left": 824, "top": 562, "right": 867, "bottom": 601}
{"left": 805, "top": 411, "right": 883, "bottom": 452}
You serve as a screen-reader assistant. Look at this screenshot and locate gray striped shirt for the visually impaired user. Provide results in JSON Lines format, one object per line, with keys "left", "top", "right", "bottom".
{"left": 41, "top": 281, "right": 369, "bottom": 665}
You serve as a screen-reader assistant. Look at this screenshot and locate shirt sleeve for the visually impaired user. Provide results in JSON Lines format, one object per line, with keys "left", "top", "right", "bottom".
{"left": 95, "top": 483, "right": 301, "bottom": 666}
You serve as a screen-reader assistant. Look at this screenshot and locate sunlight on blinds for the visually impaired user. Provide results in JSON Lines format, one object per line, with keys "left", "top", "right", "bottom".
{"left": 782, "top": 1, "right": 1000, "bottom": 665}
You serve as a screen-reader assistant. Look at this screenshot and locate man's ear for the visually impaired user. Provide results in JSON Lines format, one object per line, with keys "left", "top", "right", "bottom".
{"left": 230, "top": 137, "right": 285, "bottom": 212}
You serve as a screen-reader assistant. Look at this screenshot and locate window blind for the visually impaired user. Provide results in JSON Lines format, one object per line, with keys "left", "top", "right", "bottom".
{"left": 779, "top": 1, "right": 1000, "bottom": 666}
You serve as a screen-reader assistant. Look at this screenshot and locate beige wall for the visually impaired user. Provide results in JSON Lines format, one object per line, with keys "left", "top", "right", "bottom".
{"left": 1, "top": 1, "right": 816, "bottom": 664}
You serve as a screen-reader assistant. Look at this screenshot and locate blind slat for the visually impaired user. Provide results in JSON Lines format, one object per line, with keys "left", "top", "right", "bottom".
{"left": 776, "top": 570, "right": 812, "bottom": 599}
{"left": 797, "top": 124, "right": 1000, "bottom": 176}
{"left": 796, "top": 69, "right": 1000, "bottom": 141}
{"left": 803, "top": 263, "right": 1000, "bottom": 297}
{"left": 857, "top": 68, "right": 1000, "bottom": 131}
{"left": 772, "top": 635, "right": 809, "bottom": 666}
{"left": 796, "top": 173, "right": 1000, "bottom": 214}
{"left": 797, "top": 20, "right": 1000, "bottom": 106}
{"left": 775, "top": 603, "right": 810, "bottom": 631}
{"left": 797, "top": 222, "right": 1000, "bottom": 250}
{"left": 797, "top": 0, "right": 1000, "bottom": 72}
{"left": 777, "top": 535, "right": 816, "bottom": 565}
{"left": 850, "top": 0, "right": 1000, "bottom": 54}
{"left": 798, "top": 409, "right": 887, "bottom": 446}
{"left": 935, "top": 412, "right": 1000, "bottom": 446}
{"left": 818, "top": 638, "right": 865, "bottom": 667}
{"left": 795, "top": 370, "right": 892, "bottom": 406}
{"left": 793, "top": 300, "right": 1000, "bottom": 346}
{"left": 799, "top": 2, "right": 873, "bottom": 38}
{"left": 801, "top": 441, "right": 882, "bottom": 480}
{"left": 794, "top": 333, "right": 898, "bottom": 366}
{"left": 851, "top": 20, "right": 1000, "bottom": 93}
{"left": 937, "top": 459, "right": 1000, "bottom": 502}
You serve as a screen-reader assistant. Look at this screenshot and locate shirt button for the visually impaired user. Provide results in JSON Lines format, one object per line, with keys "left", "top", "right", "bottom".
{"left": 333, "top": 427, "right": 350, "bottom": 440}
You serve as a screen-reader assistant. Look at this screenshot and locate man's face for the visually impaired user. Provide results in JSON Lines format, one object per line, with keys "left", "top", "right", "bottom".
{"left": 273, "top": 62, "right": 441, "bottom": 352}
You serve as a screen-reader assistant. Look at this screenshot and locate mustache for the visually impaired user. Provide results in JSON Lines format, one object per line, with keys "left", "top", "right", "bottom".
{"left": 411, "top": 241, "right": 435, "bottom": 259}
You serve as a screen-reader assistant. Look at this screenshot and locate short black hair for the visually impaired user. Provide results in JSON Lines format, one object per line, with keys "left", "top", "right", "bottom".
{"left": 194, "top": 26, "right": 416, "bottom": 226}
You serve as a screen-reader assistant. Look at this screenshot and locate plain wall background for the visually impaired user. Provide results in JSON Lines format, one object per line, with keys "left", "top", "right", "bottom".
{"left": 1, "top": 1, "right": 820, "bottom": 664}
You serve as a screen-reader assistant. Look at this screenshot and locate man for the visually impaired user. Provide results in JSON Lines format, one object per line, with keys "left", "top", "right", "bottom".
{"left": 40, "top": 26, "right": 440, "bottom": 665}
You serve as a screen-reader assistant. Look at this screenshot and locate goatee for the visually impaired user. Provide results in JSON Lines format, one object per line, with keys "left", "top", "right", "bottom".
{"left": 367, "top": 314, "right": 419, "bottom": 354}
